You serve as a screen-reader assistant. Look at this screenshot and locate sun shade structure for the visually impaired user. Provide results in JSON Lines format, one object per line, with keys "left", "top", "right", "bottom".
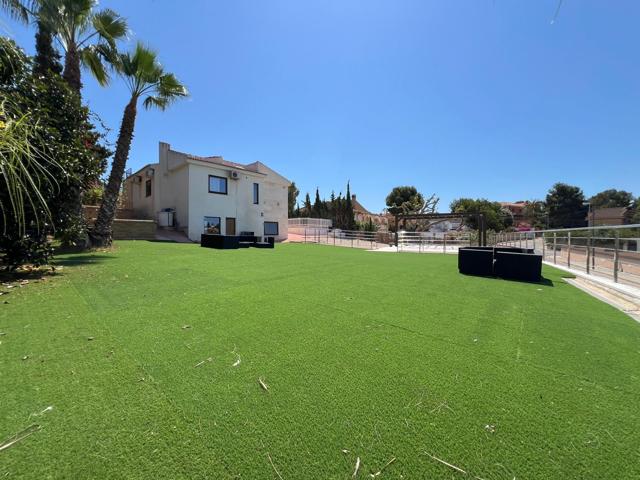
{"left": 458, "top": 246, "right": 542, "bottom": 282}
{"left": 393, "top": 212, "right": 488, "bottom": 246}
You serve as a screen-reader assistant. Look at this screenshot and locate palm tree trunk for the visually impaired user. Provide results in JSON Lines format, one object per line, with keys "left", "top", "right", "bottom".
{"left": 63, "top": 43, "right": 82, "bottom": 92}
{"left": 33, "top": 20, "right": 62, "bottom": 77}
{"left": 90, "top": 97, "right": 137, "bottom": 247}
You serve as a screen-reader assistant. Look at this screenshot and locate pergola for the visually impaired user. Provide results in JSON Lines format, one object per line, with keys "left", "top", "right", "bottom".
{"left": 393, "top": 212, "right": 487, "bottom": 247}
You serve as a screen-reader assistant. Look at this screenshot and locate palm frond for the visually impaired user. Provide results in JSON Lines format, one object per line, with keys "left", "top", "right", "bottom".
{"left": 92, "top": 8, "right": 127, "bottom": 47}
{"left": 118, "top": 43, "right": 188, "bottom": 110}
{"left": 142, "top": 95, "right": 168, "bottom": 111}
{"left": 131, "top": 43, "right": 161, "bottom": 82}
{"left": 80, "top": 46, "right": 108, "bottom": 85}
{"left": 0, "top": 0, "right": 30, "bottom": 23}
{"left": 157, "top": 72, "right": 188, "bottom": 99}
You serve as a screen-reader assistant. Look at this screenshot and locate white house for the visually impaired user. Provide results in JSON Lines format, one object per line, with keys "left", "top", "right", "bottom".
{"left": 123, "top": 142, "right": 290, "bottom": 242}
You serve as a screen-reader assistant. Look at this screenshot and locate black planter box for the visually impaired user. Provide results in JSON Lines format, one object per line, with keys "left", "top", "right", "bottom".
{"left": 201, "top": 234, "right": 275, "bottom": 250}
{"left": 200, "top": 234, "right": 239, "bottom": 249}
{"left": 458, "top": 248, "right": 494, "bottom": 276}
{"left": 458, "top": 246, "right": 542, "bottom": 282}
{"left": 494, "top": 251, "right": 542, "bottom": 282}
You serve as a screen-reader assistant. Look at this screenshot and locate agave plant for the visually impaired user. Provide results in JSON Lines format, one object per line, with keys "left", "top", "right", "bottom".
{"left": 91, "top": 43, "right": 187, "bottom": 246}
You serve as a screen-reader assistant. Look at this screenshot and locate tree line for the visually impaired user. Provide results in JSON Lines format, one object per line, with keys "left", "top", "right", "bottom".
{"left": 448, "top": 183, "right": 639, "bottom": 231}
{"left": 288, "top": 182, "right": 357, "bottom": 230}
{"left": 1, "top": 0, "right": 187, "bottom": 270}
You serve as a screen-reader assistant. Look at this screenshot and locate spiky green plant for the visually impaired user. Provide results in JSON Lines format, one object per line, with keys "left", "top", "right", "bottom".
{"left": 0, "top": 97, "right": 60, "bottom": 235}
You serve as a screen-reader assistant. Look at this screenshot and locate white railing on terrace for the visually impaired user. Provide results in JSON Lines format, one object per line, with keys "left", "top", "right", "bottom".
{"left": 491, "top": 224, "right": 640, "bottom": 288}
{"left": 288, "top": 218, "right": 332, "bottom": 227}
{"left": 288, "top": 218, "right": 333, "bottom": 235}
{"left": 288, "top": 228, "right": 474, "bottom": 253}
{"left": 396, "top": 231, "right": 474, "bottom": 253}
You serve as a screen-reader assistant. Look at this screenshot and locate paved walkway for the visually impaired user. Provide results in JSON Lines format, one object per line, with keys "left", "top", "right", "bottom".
{"left": 544, "top": 261, "right": 640, "bottom": 322}
{"left": 155, "top": 228, "right": 194, "bottom": 243}
{"left": 544, "top": 261, "right": 640, "bottom": 300}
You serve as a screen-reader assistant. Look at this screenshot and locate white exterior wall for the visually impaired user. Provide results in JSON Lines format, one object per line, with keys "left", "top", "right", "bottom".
{"left": 156, "top": 143, "right": 189, "bottom": 231}
{"left": 123, "top": 166, "right": 155, "bottom": 219}
{"left": 185, "top": 163, "right": 288, "bottom": 242}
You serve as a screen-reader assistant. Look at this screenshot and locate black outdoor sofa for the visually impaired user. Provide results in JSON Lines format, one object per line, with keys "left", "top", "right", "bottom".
{"left": 201, "top": 232, "right": 275, "bottom": 250}
{"left": 458, "top": 246, "right": 542, "bottom": 282}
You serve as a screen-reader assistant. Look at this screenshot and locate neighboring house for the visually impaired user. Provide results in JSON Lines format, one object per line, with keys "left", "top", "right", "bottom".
{"left": 351, "top": 195, "right": 390, "bottom": 230}
{"left": 123, "top": 142, "right": 291, "bottom": 242}
{"left": 588, "top": 207, "right": 628, "bottom": 226}
{"left": 499, "top": 201, "right": 531, "bottom": 229}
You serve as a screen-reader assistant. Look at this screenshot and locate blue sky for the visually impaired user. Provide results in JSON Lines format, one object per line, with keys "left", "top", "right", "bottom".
{"left": 2, "top": 0, "right": 639, "bottom": 212}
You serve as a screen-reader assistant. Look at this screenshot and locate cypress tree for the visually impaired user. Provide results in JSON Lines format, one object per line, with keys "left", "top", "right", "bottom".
{"left": 313, "top": 188, "right": 323, "bottom": 218}
{"left": 335, "top": 193, "right": 345, "bottom": 229}
{"left": 345, "top": 181, "right": 355, "bottom": 230}
{"left": 304, "top": 192, "right": 312, "bottom": 216}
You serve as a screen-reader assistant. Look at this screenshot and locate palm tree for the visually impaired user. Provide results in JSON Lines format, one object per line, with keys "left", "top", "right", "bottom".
{"left": 1, "top": 0, "right": 127, "bottom": 91}
{"left": 38, "top": 0, "right": 127, "bottom": 92}
{"left": 90, "top": 43, "right": 187, "bottom": 246}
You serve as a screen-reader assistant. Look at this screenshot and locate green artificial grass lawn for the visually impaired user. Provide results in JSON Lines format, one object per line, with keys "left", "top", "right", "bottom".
{"left": 1, "top": 242, "right": 640, "bottom": 479}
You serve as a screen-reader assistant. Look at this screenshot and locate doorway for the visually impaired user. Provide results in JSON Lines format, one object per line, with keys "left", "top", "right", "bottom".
{"left": 225, "top": 217, "right": 236, "bottom": 236}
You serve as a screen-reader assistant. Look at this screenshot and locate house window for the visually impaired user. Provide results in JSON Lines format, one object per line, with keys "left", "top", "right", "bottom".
{"left": 264, "top": 221, "right": 279, "bottom": 236}
{"left": 208, "top": 175, "right": 227, "bottom": 194}
{"left": 145, "top": 179, "right": 152, "bottom": 197}
{"left": 253, "top": 183, "right": 259, "bottom": 204}
{"left": 203, "top": 216, "right": 221, "bottom": 234}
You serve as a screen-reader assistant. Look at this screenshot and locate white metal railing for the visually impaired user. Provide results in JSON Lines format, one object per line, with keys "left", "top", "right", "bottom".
{"left": 491, "top": 224, "right": 640, "bottom": 287}
{"left": 396, "top": 231, "right": 474, "bottom": 253}
{"left": 291, "top": 228, "right": 391, "bottom": 249}
{"left": 288, "top": 218, "right": 333, "bottom": 236}
{"left": 288, "top": 218, "right": 332, "bottom": 227}
{"left": 289, "top": 228, "right": 474, "bottom": 252}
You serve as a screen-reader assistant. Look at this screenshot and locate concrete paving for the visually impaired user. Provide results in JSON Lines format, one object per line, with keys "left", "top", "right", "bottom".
{"left": 155, "top": 228, "right": 194, "bottom": 243}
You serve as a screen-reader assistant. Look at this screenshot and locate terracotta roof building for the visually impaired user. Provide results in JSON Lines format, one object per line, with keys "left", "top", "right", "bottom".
{"left": 351, "top": 195, "right": 390, "bottom": 230}
{"left": 588, "top": 207, "right": 628, "bottom": 226}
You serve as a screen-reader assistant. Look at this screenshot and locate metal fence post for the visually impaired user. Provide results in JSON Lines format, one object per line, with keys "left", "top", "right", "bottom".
{"left": 586, "top": 231, "right": 591, "bottom": 274}
{"left": 592, "top": 232, "right": 596, "bottom": 269}
{"left": 567, "top": 232, "right": 571, "bottom": 268}
{"left": 443, "top": 234, "right": 447, "bottom": 254}
{"left": 542, "top": 233, "right": 545, "bottom": 259}
{"left": 304, "top": 228, "right": 307, "bottom": 243}
{"left": 614, "top": 231, "right": 620, "bottom": 283}
{"left": 553, "top": 232, "right": 557, "bottom": 264}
